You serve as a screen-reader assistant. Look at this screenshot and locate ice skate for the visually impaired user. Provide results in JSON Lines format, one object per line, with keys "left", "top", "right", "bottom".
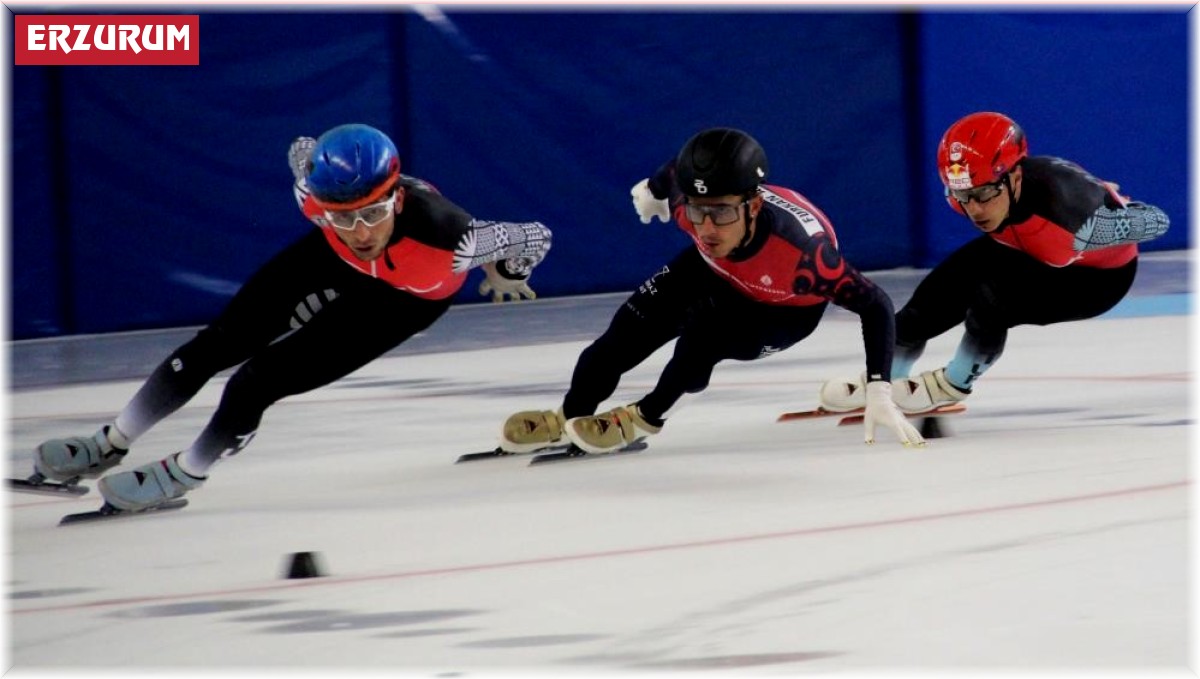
{"left": 818, "top": 373, "right": 867, "bottom": 412}
{"left": 500, "top": 409, "right": 566, "bottom": 453}
{"left": 891, "top": 368, "right": 970, "bottom": 414}
{"left": 564, "top": 403, "right": 661, "bottom": 455}
{"left": 98, "top": 452, "right": 205, "bottom": 512}
{"left": 32, "top": 425, "right": 129, "bottom": 483}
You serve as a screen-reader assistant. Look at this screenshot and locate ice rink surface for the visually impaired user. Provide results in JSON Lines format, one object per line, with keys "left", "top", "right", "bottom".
{"left": 4, "top": 251, "right": 1195, "bottom": 676}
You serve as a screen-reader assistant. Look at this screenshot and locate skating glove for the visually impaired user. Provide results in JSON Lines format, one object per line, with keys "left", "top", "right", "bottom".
{"left": 288, "top": 136, "right": 316, "bottom": 183}
{"left": 631, "top": 178, "right": 670, "bottom": 224}
{"left": 863, "top": 380, "right": 926, "bottom": 447}
{"left": 479, "top": 261, "right": 536, "bottom": 303}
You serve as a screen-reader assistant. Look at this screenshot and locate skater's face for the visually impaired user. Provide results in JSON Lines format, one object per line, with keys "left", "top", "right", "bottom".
{"left": 326, "top": 188, "right": 402, "bottom": 261}
{"left": 686, "top": 193, "right": 763, "bottom": 259}
{"left": 956, "top": 167, "right": 1022, "bottom": 233}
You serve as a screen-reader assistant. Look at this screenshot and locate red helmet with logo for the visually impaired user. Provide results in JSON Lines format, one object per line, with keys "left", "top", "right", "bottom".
{"left": 936, "top": 112, "right": 1028, "bottom": 214}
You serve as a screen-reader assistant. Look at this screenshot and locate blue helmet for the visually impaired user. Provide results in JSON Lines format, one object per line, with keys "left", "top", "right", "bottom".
{"left": 306, "top": 123, "right": 401, "bottom": 209}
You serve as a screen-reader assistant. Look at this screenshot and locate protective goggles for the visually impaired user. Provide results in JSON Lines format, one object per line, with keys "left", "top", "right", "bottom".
{"left": 949, "top": 180, "right": 1004, "bottom": 205}
{"left": 323, "top": 197, "right": 394, "bottom": 231}
{"left": 685, "top": 200, "right": 750, "bottom": 226}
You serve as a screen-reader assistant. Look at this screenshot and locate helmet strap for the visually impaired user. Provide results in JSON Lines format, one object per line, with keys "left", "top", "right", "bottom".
{"left": 737, "top": 194, "right": 758, "bottom": 250}
{"left": 991, "top": 173, "right": 1016, "bottom": 234}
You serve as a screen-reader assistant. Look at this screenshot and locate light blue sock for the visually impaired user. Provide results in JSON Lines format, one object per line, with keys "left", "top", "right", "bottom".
{"left": 944, "top": 333, "right": 1003, "bottom": 391}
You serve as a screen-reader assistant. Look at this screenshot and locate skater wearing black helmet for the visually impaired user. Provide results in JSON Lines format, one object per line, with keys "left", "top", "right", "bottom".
{"left": 498, "top": 127, "right": 924, "bottom": 455}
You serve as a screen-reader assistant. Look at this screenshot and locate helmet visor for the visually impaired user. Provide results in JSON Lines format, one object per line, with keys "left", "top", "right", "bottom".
{"left": 323, "top": 197, "right": 393, "bottom": 231}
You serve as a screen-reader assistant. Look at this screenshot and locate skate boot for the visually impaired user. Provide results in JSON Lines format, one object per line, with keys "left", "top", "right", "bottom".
{"left": 500, "top": 409, "right": 566, "bottom": 453}
{"left": 32, "top": 425, "right": 130, "bottom": 483}
{"left": 891, "top": 368, "right": 971, "bottom": 414}
{"left": 98, "top": 452, "right": 205, "bottom": 512}
{"left": 564, "top": 403, "right": 662, "bottom": 455}
{"left": 818, "top": 373, "right": 867, "bottom": 412}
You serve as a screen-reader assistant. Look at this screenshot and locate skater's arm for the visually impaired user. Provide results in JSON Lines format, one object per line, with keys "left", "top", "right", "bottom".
{"left": 630, "top": 159, "right": 680, "bottom": 225}
{"left": 288, "top": 136, "right": 316, "bottom": 211}
{"left": 798, "top": 235, "right": 896, "bottom": 382}
{"left": 1031, "top": 159, "right": 1171, "bottom": 253}
{"left": 453, "top": 220, "right": 553, "bottom": 303}
{"left": 799, "top": 242, "right": 920, "bottom": 446}
{"left": 452, "top": 219, "right": 553, "bottom": 274}
{"left": 838, "top": 283, "right": 896, "bottom": 383}
{"left": 1072, "top": 197, "right": 1170, "bottom": 252}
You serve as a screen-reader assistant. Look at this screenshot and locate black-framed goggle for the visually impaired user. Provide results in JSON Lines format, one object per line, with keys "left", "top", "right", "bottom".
{"left": 949, "top": 180, "right": 1004, "bottom": 205}
{"left": 684, "top": 200, "right": 750, "bottom": 226}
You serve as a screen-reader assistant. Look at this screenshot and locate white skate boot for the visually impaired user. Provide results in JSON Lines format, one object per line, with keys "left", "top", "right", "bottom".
{"left": 891, "top": 368, "right": 971, "bottom": 414}
{"left": 98, "top": 452, "right": 205, "bottom": 511}
{"left": 500, "top": 409, "right": 566, "bottom": 453}
{"left": 33, "top": 425, "right": 129, "bottom": 482}
{"left": 818, "top": 373, "right": 867, "bottom": 412}
{"left": 564, "top": 403, "right": 661, "bottom": 454}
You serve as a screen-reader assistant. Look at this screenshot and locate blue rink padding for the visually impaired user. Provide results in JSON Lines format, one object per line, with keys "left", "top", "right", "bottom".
{"left": 1101, "top": 293, "right": 1191, "bottom": 319}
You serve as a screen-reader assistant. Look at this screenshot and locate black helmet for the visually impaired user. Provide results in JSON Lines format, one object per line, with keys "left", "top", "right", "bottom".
{"left": 675, "top": 127, "right": 768, "bottom": 198}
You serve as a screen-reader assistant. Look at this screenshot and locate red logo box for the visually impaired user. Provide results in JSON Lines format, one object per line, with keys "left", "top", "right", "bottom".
{"left": 14, "top": 15, "right": 199, "bottom": 66}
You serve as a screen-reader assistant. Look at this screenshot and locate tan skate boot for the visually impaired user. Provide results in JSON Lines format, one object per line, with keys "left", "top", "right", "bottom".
{"left": 892, "top": 368, "right": 970, "bottom": 414}
{"left": 500, "top": 409, "right": 566, "bottom": 453}
{"left": 564, "top": 403, "right": 661, "bottom": 454}
{"left": 818, "top": 372, "right": 867, "bottom": 412}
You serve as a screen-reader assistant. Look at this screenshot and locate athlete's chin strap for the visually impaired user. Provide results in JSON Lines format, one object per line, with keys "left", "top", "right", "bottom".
{"left": 991, "top": 173, "right": 1017, "bottom": 235}
{"left": 736, "top": 189, "right": 760, "bottom": 251}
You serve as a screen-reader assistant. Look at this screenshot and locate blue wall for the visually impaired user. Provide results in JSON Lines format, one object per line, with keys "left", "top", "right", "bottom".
{"left": 9, "top": 10, "right": 1189, "bottom": 339}
{"left": 917, "top": 11, "right": 1190, "bottom": 263}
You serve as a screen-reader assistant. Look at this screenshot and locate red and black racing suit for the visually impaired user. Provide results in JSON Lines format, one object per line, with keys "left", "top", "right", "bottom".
{"left": 895, "top": 156, "right": 1170, "bottom": 388}
{"left": 114, "top": 174, "right": 551, "bottom": 465}
{"left": 561, "top": 163, "right": 898, "bottom": 423}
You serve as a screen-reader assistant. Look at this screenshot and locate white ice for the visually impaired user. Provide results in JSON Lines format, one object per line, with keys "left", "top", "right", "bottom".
{"left": 4, "top": 287, "right": 1195, "bottom": 677}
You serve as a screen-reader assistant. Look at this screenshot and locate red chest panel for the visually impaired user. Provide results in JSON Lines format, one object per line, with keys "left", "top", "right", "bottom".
{"left": 306, "top": 199, "right": 467, "bottom": 300}
{"left": 992, "top": 216, "right": 1135, "bottom": 269}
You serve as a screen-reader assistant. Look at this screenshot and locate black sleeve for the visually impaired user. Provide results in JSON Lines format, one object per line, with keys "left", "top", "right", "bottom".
{"left": 1017, "top": 157, "right": 1109, "bottom": 234}
{"left": 848, "top": 283, "right": 896, "bottom": 383}
{"left": 647, "top": 159, "right": 678, "bottom": 202}
{"left": 793, "top": 234, "right": 896, "bottom": 381}
{"left": 393, "top": 185, "right": 474, "bottom": 251}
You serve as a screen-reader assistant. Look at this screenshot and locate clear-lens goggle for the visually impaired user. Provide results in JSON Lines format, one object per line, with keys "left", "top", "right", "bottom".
{"left": 685, "top": 199, "right": 750, "bottom": 226}
{"left": 323, "top": 197, "right": 394, "bottom": 231}
{"left": 949, "top": 180, "right": 1003, "bottom": 205}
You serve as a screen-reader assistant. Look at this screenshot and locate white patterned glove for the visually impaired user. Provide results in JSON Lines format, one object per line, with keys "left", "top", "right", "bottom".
{"left": 631, "top": 178, "right": 670, "bottom": 224}
{"left": 479, "top": 261, "right": 536, "bottom": 303}
{"left": 863, "top": 380, "right": 926, "bottom": 447}
{"left": 288, "top": 136, "right": 317, "bottom": 183}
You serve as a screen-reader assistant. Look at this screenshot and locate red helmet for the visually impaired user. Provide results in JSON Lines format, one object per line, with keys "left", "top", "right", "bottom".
{"left": 936, "top": 112, "right": 1028, "bottom": 191}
